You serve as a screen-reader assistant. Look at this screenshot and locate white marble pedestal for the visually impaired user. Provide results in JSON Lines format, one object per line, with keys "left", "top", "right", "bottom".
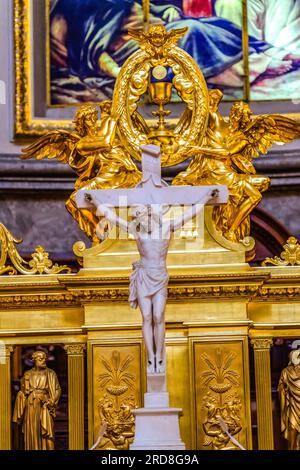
{"left": 130, "top": 374, "right": 185, "bottom": 450}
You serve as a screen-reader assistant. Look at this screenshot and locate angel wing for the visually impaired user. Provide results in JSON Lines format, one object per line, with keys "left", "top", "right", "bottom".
{"left": 165, "top": 27, "right": 188, "bottom": 48}
{"left": 240, "top": 114, "right": 300, "bottom": 160}
{"left": 21, "top": 130, "right": 80, "bottom": 164}
{"left": 128, "top": 29, "right": 147, "bottom": 49}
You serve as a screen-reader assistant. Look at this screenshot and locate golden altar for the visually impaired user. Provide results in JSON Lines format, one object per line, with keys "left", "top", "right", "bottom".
{"left": 1, "top": 24, "right": 300, "bottom": 451}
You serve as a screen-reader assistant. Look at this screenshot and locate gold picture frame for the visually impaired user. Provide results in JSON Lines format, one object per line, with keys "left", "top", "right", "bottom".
{"left": 14, "top": 0, "right": 73, "bottom": 138}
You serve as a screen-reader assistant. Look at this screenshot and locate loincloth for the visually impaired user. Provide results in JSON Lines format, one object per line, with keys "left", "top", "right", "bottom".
{"left": 129, "top": 261, "right": 169, "bottom": 309}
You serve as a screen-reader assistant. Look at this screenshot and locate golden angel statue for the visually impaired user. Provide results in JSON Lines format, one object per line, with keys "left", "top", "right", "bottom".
{"left": 21, "top": 101, "right": 141, "bottom": 242}
{"left": 13, "top": 351, "right": 61, "bottom": 450}
{"left": 173, "top": 89, "right": 300, "bottom": 245}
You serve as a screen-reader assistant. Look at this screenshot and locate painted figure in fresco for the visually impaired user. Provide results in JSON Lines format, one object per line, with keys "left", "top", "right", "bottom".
{"left": 12, "top": 351, "right": 61, "bottom": 450}
{"left": 215, "top": 0, "right": 300, "bottom": 98}
{"left": 278, "top": 349, "right": 300, "bottom": 450}
{"left": 50, "top": 0, "right": 300, "bottom": 103}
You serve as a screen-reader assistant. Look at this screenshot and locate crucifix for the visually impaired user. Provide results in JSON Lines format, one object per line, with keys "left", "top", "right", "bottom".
{"left": 76, "top": 144, "right": 228, "bottom": 375}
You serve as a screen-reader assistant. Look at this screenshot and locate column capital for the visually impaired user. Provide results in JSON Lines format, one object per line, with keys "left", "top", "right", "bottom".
{"left": 0, "top": 345, "right": 14, "bottom": 359}
{"left": 64, "top": 344, "right": 85, "bottom": 356}
{"left": 251, "top": 338, "right": 273, "bottom": 351}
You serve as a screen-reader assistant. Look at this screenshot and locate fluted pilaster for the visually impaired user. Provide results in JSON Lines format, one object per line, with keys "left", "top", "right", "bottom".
{"left": 64, "top": 344, "right": 85, "bottom": 450}
{"left": 0, "top": 345, "right": 13, "bottom": 449}
{"left": 251, "top": 338, "right": 273, "bottom": 450}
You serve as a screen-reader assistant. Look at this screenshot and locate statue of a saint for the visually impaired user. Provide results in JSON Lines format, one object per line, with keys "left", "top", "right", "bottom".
{"left": 278, "top": 349, "right": 300, "bottom": 450}
{"left": 13, "top": 351, "right": 61, "bottom": 450}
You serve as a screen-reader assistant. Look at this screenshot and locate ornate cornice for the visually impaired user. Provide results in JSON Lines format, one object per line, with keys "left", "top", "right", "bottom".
{"left": 0, "top": 293, "right": 77, "bottom": 309}
{"left": 0, "top": 269, "right": 300, "bottom": 308}
{"left": 256, "top": 286, "right": 300, "bottom": 301}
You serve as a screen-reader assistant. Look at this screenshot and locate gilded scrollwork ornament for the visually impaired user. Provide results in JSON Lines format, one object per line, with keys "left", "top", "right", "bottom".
{"left": 0, "top": 224, "right": 71, "bottom": 275}
{"left": 262, "top": 237, "right": 300, "bottom": 267}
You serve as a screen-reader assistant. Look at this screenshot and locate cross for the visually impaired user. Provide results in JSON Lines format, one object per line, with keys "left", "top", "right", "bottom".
{"left": 75, "top": 144, "right": 228, "bottom": 210}
{"left": 75, "top": 144, "right": 228, "bottom": 376}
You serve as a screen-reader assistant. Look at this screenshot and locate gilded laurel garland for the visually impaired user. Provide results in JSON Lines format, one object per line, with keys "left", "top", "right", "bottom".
{"left": 201, "top": 348, "right": 243, "bottom": 450}
{"left": 0, "top": 224, "right": 71, "bottom": 276}
{"left": 96, "top": 351, "right": 136, "bottom": 450}
{"left": 262, "top": 237, "right": 300, "bottom": 266}
{"left": 19, "top": 24, "right": 300, "bottom": 251}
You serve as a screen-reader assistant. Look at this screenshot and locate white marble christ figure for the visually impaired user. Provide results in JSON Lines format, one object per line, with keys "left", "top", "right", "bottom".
{"left": 91, "top": 193, "right": 217, "bottom": 374}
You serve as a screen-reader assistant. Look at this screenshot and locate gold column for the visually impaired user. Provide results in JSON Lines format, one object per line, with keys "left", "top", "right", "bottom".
{"left": 250, "top": 338, "right": 273, "bottom": 450}
{"left": 0, "top": 345, "right": 13, "bottom": 450}
{"left": 64, "top": 344, "right": 85, "bottom": 450}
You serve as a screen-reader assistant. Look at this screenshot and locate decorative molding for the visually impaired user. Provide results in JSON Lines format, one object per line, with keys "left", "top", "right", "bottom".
{"left": 2, "top": 282, "right": 300, "bottom": 309}
{"left": 250, "top": 338, "right": 273, "bottom": 350}
{"left": 0, "top": 293, "right": 77, "bottom": 309}
{"left": 256, "top": 287, "right": 300, "bottom": 301}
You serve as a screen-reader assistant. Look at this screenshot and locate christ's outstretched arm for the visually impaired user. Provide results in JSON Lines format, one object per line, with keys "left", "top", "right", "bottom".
{"left": 95, "top": 204, "right": 129, "bottom": 233}
{"left": 169, "top": 189, "right": 219, "bottom": 232}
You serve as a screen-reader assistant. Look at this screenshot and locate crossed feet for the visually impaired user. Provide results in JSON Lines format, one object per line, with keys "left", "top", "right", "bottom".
{"left": 147, "top": 356, "right": 165, "bottom": 374}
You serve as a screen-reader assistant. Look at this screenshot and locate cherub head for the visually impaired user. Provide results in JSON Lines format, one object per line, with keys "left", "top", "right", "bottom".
{"left": 74, "top": 104, "right": 98, "bottom": 137}
{"left": 229, "top": 101, "right": 252, "bottom": 131}
{"left": 32, "top": 351, "right": 47, "bottom": 369}
{"left": 148, "top": 24, "right": 167, "bottom": 47}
